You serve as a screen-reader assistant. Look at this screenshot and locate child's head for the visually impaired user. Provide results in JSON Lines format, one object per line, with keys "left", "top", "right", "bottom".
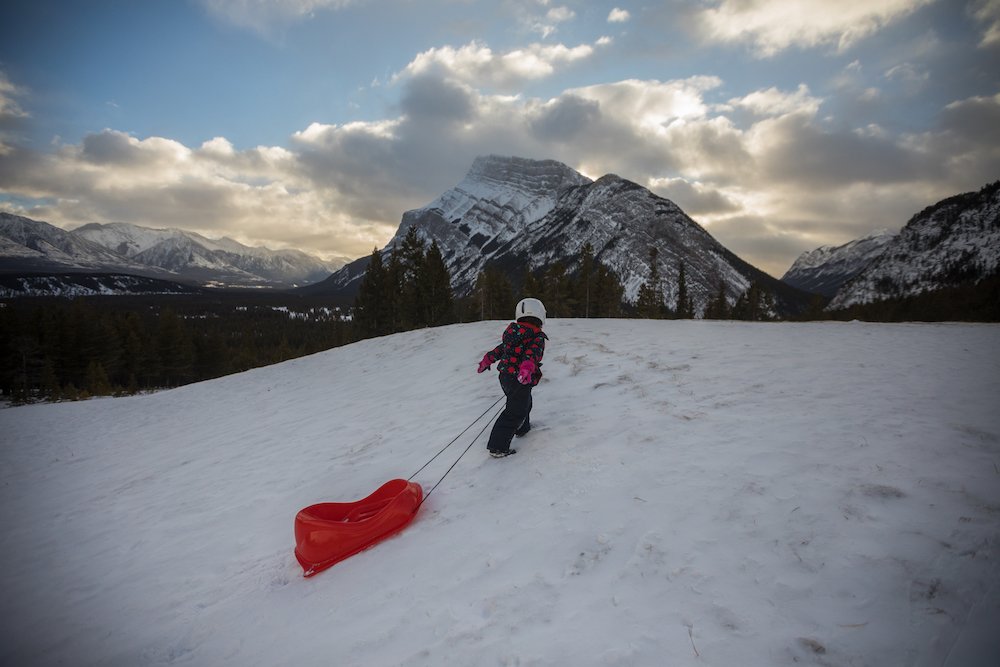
{"left": 514, "top": 298, "right": 546, "bottom": 327}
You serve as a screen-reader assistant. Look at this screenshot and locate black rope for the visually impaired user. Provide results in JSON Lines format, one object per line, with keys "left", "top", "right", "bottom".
{"left": 418, "top": 405, "right": 503, "bottom": 508}
{"left": 408, "top": 396, "right": 504, "bottom": 481}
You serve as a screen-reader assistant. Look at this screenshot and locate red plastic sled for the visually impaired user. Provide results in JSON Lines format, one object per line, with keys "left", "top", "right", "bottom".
{"left": 294, "top": 479, "right": 423, "bottom": 577}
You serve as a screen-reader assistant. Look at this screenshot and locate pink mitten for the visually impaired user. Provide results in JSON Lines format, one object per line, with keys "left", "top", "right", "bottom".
{"left": 517, "top": 359, "right": 536, "bottom": 385}
{"left": 477, "top": 354, "right": 493, "bottom": 373}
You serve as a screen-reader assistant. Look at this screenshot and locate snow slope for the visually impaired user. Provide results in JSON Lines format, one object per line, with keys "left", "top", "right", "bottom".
{"left": 1, "top": 321, "right": 999, "bottom": 666}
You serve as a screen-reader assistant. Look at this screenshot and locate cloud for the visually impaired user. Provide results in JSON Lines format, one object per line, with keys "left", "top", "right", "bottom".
{"left": 0, "top": 70, "right": 30, "bottom": 134}
{"left": 546, "top": 6, "right": 574, "bottom": 23}
{"left": 198, "top": 0, "right": 357, "bottom": 35}
{"left": 566, "top": 77, "right": 723, "bottom": 129}
{"left": 393, "top": 40, "right": 600, "bottom": 91}
{"left": 0, "top": 126, "right": 394, "bottom": 261}
{"left": 608, "top": 8, "right": 630, "bottom": 23}
{"left": 727, "top": 84, "right": 822, "bottom": 117}
{"left": 970, "top": 0, "right": 1000, "bottom": 47}
{"left": 80, "top": 130, "right": 189, "bottom": 169}
{"left": 529, "top": 95, "right": 601, "bottom": 142}
{"left": 884, "top": 63, "right": 929, "bottom": 91}
{"left": 648, "top": 177, "right": 741, "bottom": 216}
{"left": 696, "top": 0, "right": 934, "bottom": 57}
{"left": 749, "top": 112, "right": 940, "bottom": 188}
{"left": 911, "top": 92, "right": 1000, "bottom": 183}
{"left": 397, "top": 75, "right": 478, "bottom": 124}
{"left": 3, "top": 63, "right": 998, "bottom": 278}
{"left": 519, "top": 2, "right": 575, "bottom": 37}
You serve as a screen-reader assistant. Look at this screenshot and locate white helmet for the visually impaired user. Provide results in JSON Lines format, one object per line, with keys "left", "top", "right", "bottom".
{"left": 515, "top": 297, "right": 546, "bottom": 325}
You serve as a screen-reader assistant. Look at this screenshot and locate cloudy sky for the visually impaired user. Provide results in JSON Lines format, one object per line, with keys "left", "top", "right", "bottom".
{"left": 1, "top": 0, "right": 998, "bottom": 276}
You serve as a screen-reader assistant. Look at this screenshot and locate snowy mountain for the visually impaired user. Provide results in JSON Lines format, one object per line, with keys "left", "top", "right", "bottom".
{"left": 828, "top": 181, "right": 1000, "bottom": 310}
{"left": 0, "top": 214, "right": 343, "bottom": 289}
{"left": 781, "top": 229, "right": 896, "bottom": 298}
{"left": 2, "top": 320, "right": 998, "bottom": 665}
{"left": 309, "top": 155, "right": 812, "bottom": 316}
{"left": 0, "top": 212, "right": 157, "bottom": 275}
{"left": 73, "top": 222, "right": 342, "bottom": 288}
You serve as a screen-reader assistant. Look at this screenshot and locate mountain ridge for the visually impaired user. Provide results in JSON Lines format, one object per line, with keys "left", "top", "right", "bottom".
{"left": 782, "top": 181, "right": 1000, "bottom": 311}
{"left": 781, "top": 229, "right": 896, "bottom": 298}
{"left": 0, "top": 214, "right": 344, "bottom": 289}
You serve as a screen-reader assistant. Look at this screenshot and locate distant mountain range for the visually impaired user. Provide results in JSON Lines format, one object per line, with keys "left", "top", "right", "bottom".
{"left": 305, "top": 155, "right": 813, "bottom": 316}
{"left": 0, "top": 214, "right": 345, "bottom": 289}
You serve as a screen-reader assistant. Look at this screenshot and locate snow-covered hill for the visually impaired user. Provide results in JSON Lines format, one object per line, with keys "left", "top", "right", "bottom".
{"left": 781, "top": 229, "right": 896, "bottom": 298}
{"left": 828, "top": 182, "right": 1000, "bottom": 309}
{"left": 2, "top": 320, "right": 998, "bottom": 666}
{"left": 313, "top": 155, "right": 812, "bottom": 315}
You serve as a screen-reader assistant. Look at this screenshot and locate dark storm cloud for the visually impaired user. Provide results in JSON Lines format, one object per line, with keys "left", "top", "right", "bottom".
{"left": 81, "top": 130, "right": 133, "bottom": 164}
{"left": 651, "top": 178, "right": 741, "bottom": 216}
{"left": 529, "top": 94, "right": 601, "bottom": 142}
{"left": 936, "top": 93, "right": 1000, "bottom": 148}
{"left": 398, "top": 75, "right": 476, "bottom": 124}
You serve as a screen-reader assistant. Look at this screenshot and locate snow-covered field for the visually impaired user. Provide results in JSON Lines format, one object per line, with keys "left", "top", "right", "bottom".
{"left": 2, "top": 320, "right": 998, "bottom": 666}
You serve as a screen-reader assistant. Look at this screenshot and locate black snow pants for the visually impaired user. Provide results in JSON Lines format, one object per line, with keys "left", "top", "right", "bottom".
{"left": 486, "top": 374, "right": 532, "bottom": 453}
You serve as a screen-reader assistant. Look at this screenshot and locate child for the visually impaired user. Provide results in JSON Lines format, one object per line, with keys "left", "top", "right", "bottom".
{"left": 477, "top": 297, "right": 548, "bottom": 458}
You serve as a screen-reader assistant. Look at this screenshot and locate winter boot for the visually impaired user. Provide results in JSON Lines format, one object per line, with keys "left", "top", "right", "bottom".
{"left": 489, "top": 448, "right": 517, "bottom": 458}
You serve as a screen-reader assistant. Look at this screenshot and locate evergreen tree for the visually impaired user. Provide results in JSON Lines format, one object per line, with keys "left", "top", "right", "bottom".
{"left": 592, "top": 264, "right": 625, "bottom": 317}
{"left": 732, "top": 282, "right": 773, "bottom": 321}
{"left": 577, "top": 242, "right": 596, "bottom": 317}
{"left": 542, "top": 261, "right": 572, "bottom": 318}
{"left": 86, "top": 360, "right": 113, "bottom": 396}
{"left": 388, "top": 247, "right": 409, "bottom": 331}
{"left": 523, "top": 268, "right": 543, "bottom": 302}
{"left": 353, "top": 248, "right": 393, "bottom": 338}
{"left": 474, "top": 267, "right": 515, "bottom": 320}
{"left": 157, "top": 308, "right": 194, "bottom": 386}
{"left": 704, "top": 279, "right": 730, "bottom": 320}
{"left": 421, "top": 240, "right": 455, "bottom": 326}
{"left": 636, "top": 246, "right": 664, "bottom": 318}
{"left": 675, "top": 261, "right": 690, "bottom": 319}
{"left": 397, "top": 226, "right": 426, "bottom": 329}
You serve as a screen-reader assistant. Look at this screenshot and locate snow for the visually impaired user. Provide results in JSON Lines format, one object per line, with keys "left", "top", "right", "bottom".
{"left": 1, "top": 320, "right": 998, "bottom": 666}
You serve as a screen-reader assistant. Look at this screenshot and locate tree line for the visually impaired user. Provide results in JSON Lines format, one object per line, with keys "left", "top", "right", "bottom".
{"left": 466, "top": 242, "right": 627, "bottom": 322}
{"left": 2, "top": 235, "right": 787, "bottom": 403}
{"left": 0, "top": 298, "right": 352, "bottom": 403}
{"left": 352, "top": 227, "right": 457, "bottom": 338}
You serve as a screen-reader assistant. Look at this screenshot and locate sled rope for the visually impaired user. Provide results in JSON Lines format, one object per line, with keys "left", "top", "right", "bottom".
{"left": 408, "top": 396, "right": 504, "bottom": 481}
{"left": 418, "top": 405, "right": 503, "bottom": 508}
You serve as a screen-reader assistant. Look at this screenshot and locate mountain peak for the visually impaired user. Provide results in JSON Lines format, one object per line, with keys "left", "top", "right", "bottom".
{"left": 463, "top": 155, "right": 591, "bottom": 195}
{"left": 316, "top": 155, "right": 811, "bottom": 315}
